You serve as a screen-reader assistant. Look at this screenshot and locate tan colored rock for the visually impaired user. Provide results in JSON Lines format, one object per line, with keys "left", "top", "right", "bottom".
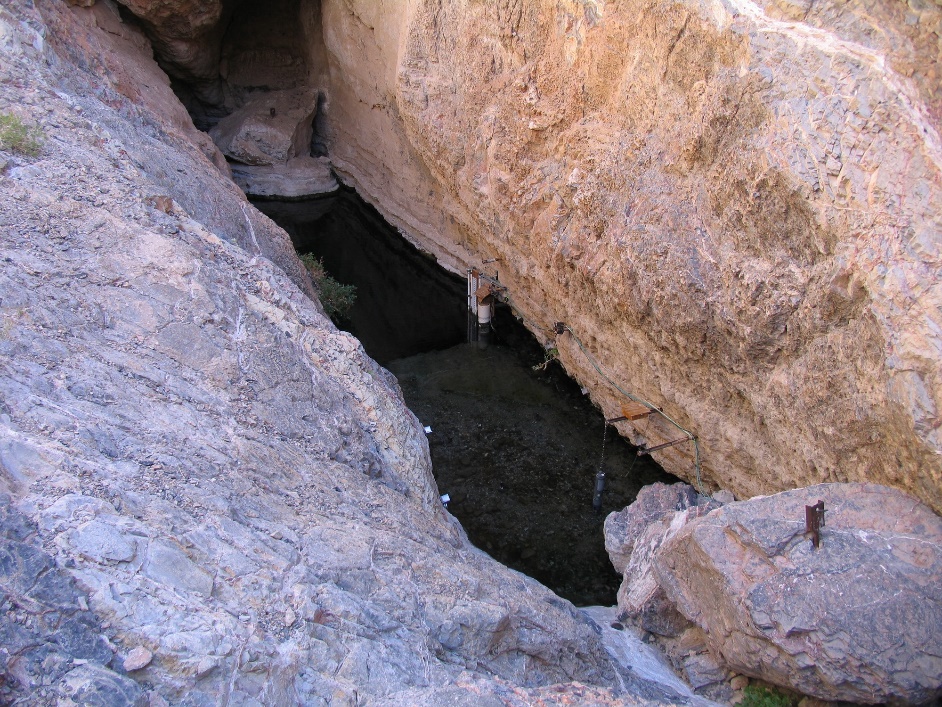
{"left": 604, "top": 481, "right": 704, "bottom": 574}
{"left": 318, "top": 0, "right": 942, "bottom": 514}
{"left": 231, "top": 156, "right": 338, "bottom": 199}
{"left": 124, "top": 647, "right": 153, "bottom": 672}
{"left": 210, "top": 90, "right": 319, "bottom": 166}
{"left": 112, "top": 0, "right": 226, "bottom": 91}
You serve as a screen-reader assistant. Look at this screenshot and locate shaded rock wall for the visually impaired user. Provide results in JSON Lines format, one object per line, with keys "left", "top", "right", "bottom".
{"left": 317, "top": 0, "right": 942, "bottom": 512}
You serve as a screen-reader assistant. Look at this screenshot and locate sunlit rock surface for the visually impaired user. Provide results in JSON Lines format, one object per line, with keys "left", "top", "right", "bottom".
{"left": 106, "top": 0, "right": 942, "bottom": 518}
{"left": 654, "top": 484, "right": 942, "bottom": 704}
{"left": 0, "top": 1, "right": 702, "bottom": 703}
{"left": 319, "top": 0, "right": 942, "bottom": 513}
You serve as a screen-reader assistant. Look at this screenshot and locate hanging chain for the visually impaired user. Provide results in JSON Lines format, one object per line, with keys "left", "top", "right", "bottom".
{"left": 597, "top": 421, "right": 609, "bottom": 477}
{"left": 592, "top": 421, "right": 610, "bottom": 511}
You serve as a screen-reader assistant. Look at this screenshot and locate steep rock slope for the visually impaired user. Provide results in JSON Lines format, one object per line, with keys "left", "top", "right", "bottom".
{"left": 320, "top": 0, "right": 942, "bottom": 512}
{"left": 0, "top": 1, "right": 690, "bottom": 703}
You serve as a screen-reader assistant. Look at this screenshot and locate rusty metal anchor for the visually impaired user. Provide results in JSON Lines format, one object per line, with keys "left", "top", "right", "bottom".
{"left": 805, "top": 500, "right": 826, "bottom": 549}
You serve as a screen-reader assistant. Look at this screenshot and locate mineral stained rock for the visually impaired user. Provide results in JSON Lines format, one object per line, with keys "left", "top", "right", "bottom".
{"left": 653, "top": 483, "right": 942, "bottom": 705}
{"left": 604, "top": 482, "right": 718, "bottom": 638}
{"left": 0, "top": 496, "right": 143, "bottom": 706}
{"left": 616, "top": 503, "right": 718, "bottom": 639}
{"left": 0, "top": 1, "right": 699, "bottom": 704}
{"left": 604, "top": 481, "right": 706, "bottom": 575}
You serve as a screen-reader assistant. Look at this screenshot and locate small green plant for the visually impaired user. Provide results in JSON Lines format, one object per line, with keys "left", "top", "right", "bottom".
{"left": 740, "top": 685, "right": 794, "bottom": 707}
{"left": 532, "top": 347, "right": 559, "bottom": 372}
{"left": 299, "top": 253, "right": 357, "bottom": 321}
{"left": 0, "top": 112, "right": 43, "bottom": 157}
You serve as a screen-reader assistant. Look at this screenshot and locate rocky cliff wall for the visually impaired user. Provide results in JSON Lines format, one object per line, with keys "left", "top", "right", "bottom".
{"left": 96, "top": 0, "right": 942, "bottom": 511}
{"left": 318, "top": 0, "right": 942, "bottom": 512}
{"left": 0, "top": 1, "right": 696, "bottom": 702}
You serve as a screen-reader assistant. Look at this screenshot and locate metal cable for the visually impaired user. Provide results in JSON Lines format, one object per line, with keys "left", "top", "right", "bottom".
{"left": 492, "top": 286, "right": 706, "bottom": 493}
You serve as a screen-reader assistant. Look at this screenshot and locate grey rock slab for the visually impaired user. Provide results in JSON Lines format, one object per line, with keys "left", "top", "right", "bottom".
{"left": 616, "top": 502, "right": 719, "bottom": 638}
{"left": 581, "top": 605, "right": 716, "bottom": 705}
{"left": 604, "top": 482, "right": 708, "bottom": 574}
{"left": 0, "top": 499, "right": 128, "bottom": 704}
{"left": 69, "top": 519, "right": 137, "bottom": 563}
{"left": 57, "top": 664, "right": 145, "bottom": 707}
{"left": 232, "top": 156, "right": 339, "bottom": 199}
{"left": 654, "top": 483, "right": 942, "bottom": 704}
{"left": 142, "top": 540, "right": 214, "bottom": 598}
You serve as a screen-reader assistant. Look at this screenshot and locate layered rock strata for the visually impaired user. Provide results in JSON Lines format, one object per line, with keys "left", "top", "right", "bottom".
{"left": 0, "top": 1, "right": 699, "bottom": 703}
{"left": 653, "top": 483, "right": 942, "bottom": 705}
{"left": 319, "top": 0, "right": 942, "bottom": 513}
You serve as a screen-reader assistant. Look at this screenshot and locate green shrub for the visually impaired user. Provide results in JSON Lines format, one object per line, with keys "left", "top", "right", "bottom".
{"left": 299, "top": 253, "right": 357, "bottom": 321}
{"left": 532, "top": 347, "right": 559, "bottom": 372}
{"left": 740, "top": 685, "right": 794, "bottom": 707}
{"left": 0, "top": 112, "right": 43, "bottom": 156}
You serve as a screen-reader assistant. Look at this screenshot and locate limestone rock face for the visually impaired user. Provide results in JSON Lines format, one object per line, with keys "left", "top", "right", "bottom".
{"left": 113, "top": 0, "right": 227, "bottom": 99}
{"left": 104, "top": 0, "right": 942, "bottom": 518}
{"left": 653, "top": 484, "right": 942, "bottom": 704}
{"left": 210, "top": 89, "right": 319, "bottom": 166}
{"left": 316, "top": 0, "right": 942, "bottom": 514}
{"left": 0, "top": 3, "right": 699, "bottom": 704}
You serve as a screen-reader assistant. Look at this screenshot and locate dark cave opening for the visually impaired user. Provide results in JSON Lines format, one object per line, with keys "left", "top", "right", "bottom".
{"left": 254, "top": 190, "right": 680, "bottom": 607}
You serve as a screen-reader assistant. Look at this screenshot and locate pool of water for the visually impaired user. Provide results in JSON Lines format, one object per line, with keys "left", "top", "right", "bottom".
{"left": 253, "top": 189, "right": 678, "bottom": 606}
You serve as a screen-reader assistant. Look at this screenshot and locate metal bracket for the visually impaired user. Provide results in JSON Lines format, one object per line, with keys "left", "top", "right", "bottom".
{"left": 637, "top": 437, "right": 691, "bottom": 456}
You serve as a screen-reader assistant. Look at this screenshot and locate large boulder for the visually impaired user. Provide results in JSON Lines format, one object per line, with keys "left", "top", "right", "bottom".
{"left": 653, "top": 483, "right": 942, "bottom": 704}
{"left": 210, "top": 89, "right": 319, "bottom": 166}
{"left": 604, "top": 482, "right": 718, "bottom": 637}
{"left": 616, "top": 502, "right": 718, "bottom": 638}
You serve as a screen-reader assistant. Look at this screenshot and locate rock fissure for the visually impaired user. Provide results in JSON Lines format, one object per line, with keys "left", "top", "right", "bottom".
{"left": 1, "top": 0, "right": 941, "bottom": 703}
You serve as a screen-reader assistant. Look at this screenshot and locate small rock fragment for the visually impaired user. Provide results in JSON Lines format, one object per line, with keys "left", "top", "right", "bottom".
{"left": 123, "top": 646, "right": 153, "bottom": 672}
{"left": 195, "top": 657, "right": 217, "bottom": 677}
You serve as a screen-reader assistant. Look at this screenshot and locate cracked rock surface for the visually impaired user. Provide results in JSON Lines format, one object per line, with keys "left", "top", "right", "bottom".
{"left": 653, "top": 483, "right": 942, "bottom": 704}
{"left": 0, "top": 1, "right": 703, "bottom": 704}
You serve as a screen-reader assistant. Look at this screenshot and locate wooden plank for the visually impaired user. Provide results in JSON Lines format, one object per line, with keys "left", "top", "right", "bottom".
{"left": 621, "top": 402, "right": 652, "bottom": 420}
{"left": 475, "top": 284, "right": 493, "bottom": 300}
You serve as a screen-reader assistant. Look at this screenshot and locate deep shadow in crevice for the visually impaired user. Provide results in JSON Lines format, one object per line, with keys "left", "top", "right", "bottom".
{"left": 252, "top": 189, "right": 467, "bottom": 365}
{"left": 255, "top": 189, "right": 680, "bottom": 606}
